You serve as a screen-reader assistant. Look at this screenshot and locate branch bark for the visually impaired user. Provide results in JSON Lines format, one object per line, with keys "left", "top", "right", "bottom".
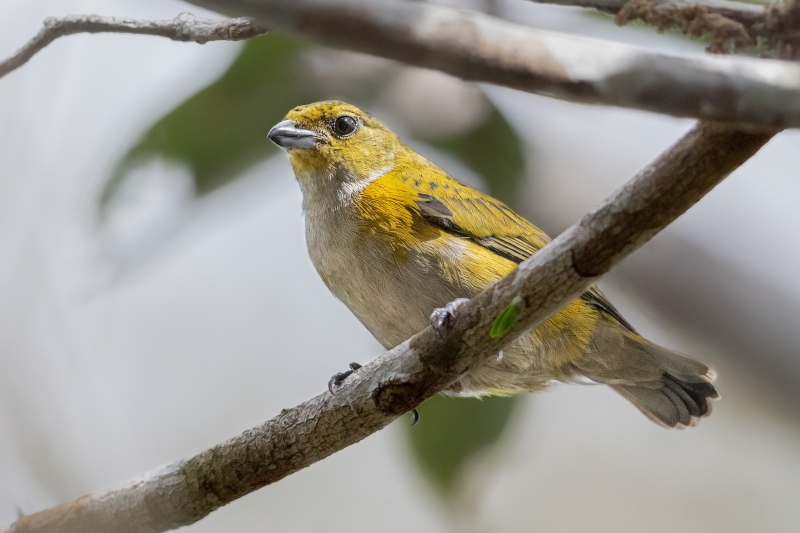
{"left": 0, "top": 13, "right": 268, "bottom": 80}
{"left": 5, "top": 122, "right": 776, "bottom": 533}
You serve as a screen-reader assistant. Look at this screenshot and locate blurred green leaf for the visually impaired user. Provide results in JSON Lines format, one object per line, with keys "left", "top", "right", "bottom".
{"left": 405, "top": 394, "right": 517, "bottom": 499}
{"left": 104, "top": 32, "right": 317, "bottom": 203}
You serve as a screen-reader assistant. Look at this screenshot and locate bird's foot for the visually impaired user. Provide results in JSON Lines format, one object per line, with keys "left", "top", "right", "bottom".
{"left": 328, "top": 362, "right": 362, "bottom": 394}
{"left": 409, "top": 408, "right": 420, "bottom": 426}
{"left": 430, "top": 298, "right": 470, "bottom": 336}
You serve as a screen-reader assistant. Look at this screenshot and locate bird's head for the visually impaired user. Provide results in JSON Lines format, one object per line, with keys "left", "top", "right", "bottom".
{"left": 268, "top": 101, "right": 407, "bottom": 186}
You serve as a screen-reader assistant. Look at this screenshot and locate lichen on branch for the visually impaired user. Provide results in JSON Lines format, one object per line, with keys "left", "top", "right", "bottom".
{"left": 762, "top": 0, "right": 800, "bottom": 59}
{"left": 615, "top": 0, "right": 800, "bottom": 57}
{"left": 614, "top": 0, "right": 754, "bottom": 53}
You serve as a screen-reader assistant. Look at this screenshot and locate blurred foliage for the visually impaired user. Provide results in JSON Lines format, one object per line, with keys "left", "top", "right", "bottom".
{"left": 405, "top": 395, "right": 516, "bottom": 499}
{"left": 106, "top": 31, "right": 528, "bottom": 501}
{"left": 104, "top": 33, "right": 311, "bottom": 201}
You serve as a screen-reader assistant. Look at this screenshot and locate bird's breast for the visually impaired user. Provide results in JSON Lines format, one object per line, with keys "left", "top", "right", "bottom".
{"left": 303, "top": 199, "right": 465, "bottom": 349}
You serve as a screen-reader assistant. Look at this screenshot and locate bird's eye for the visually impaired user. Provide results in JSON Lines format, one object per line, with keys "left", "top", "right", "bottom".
{"left": 333, "top": 116, "right": 357, "bottom": 136}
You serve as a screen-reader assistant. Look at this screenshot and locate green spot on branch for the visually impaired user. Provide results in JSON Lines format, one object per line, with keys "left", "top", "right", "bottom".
{"left": 490, "top": 296, "right": 525, "bottom": 339}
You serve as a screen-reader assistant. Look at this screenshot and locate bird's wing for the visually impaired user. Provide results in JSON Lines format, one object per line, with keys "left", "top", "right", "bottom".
{"left": 411, "top": 176, "right": 549, "bottom": 264}
{"left": 409, "top": 172, "right": 637, "bottom": 333}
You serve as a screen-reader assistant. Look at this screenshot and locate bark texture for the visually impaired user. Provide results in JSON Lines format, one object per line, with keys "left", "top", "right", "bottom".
{"left": 5, "top": 122, "right": 776, "bottom": 533}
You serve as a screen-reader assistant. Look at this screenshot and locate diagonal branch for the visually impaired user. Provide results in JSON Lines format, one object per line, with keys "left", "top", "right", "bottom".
{"left": 4, "top": 121, "right": 776, "bottom": 533}
{"left": 0, "top": 12, "right": 268, "bottom": 80}
{"left": 182, "top": 0, "right": 800, "bottom": 128}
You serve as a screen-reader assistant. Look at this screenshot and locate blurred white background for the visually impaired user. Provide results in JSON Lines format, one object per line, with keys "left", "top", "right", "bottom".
{"left": 1, "top": 1, "right": 799, "bottom": 532}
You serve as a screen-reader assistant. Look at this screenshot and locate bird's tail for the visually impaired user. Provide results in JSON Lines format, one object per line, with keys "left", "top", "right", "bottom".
{"left": 612, "top": 344, "right": 718, "bottom": 428}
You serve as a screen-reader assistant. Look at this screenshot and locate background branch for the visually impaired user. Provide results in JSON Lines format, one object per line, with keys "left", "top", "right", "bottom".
{"left": 5, "top": 121, "right": 776, "bottom": 533}
{"left": 0, "top": 12, "right": 268, "bottom": 80}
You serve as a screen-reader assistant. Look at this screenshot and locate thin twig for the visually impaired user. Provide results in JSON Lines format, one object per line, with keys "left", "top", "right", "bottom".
{"left": 0, "top": 12, "right": 268, "bottom": 80}
{"left": 182, "top": 0, "right": 800, "bottom": 128}
{"left": 4, "top": 122, "right": 777, "bottom": 533}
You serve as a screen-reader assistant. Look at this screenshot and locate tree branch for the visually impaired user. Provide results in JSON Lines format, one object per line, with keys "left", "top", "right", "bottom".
{"left": 0, "top": 12, "right": 268, "bottom": 80}
{"left": 4, "top": 121, "right": 776, "bottom": 533}
{"left": 178, "top": 0, "right": 800, "bottom": 128}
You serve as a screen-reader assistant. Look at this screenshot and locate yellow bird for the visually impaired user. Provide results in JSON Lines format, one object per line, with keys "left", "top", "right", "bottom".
{"left": 268, "top": 101, "right": 717, "bottom": 428}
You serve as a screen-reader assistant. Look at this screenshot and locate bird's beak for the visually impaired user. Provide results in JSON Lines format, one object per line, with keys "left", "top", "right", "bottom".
{"left": 268, "top": 120, "right": 321, "bottom": 149}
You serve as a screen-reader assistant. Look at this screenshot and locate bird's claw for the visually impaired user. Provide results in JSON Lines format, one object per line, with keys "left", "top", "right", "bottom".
{"left": 430, "top": 298, "right": 470, "bottom": 336}
{"left": 410, "top": 408, "right": 420, "bottom": 426}
{"left": 328, "top": 362, "right": 362, "bottom": 394}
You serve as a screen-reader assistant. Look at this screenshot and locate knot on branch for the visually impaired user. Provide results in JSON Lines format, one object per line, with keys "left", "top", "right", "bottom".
{"left": 171, "top": 13, "right": 268, "bottom": 44}
{"left": 372, "top": 378, "right": 425, "bottom": 417}
{"left": 218, "top": 18, "right": 269, "bottom": 41}
{"left": 171, "top": 13, "right": 205, "bottom": 42}
{"left": 615, "top": 0, "right": 754, "bottom": 53}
